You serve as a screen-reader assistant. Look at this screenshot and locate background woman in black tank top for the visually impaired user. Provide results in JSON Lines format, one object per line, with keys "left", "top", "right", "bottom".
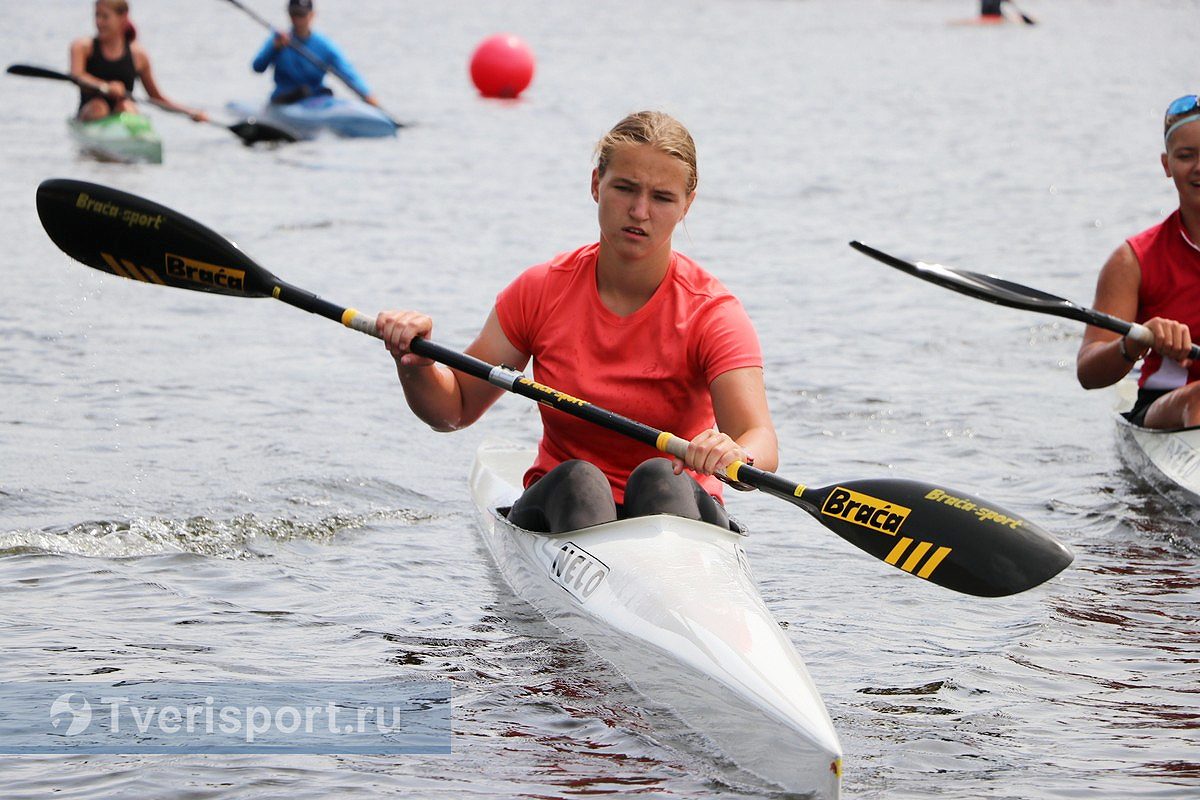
{"left": 70, "top": 0, "right": 208, "bottom": 123}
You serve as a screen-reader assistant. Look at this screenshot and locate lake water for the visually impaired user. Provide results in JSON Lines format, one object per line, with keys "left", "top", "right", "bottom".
{"left": 2, "top": 0, "right": 1197, "bottom": 797}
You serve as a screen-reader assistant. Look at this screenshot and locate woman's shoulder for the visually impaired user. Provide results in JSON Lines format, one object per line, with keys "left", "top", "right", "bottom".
{"left": 515, "top": 243, "right": 597, "bottom": 282}
{"left": 70, "top": 36, "right": 94, "bottom": 54}
{"left": 1128, "top": 210, "right": 1179, "bottom": 250}
{"left": 129, "top": 40, "right": 151, "bottom": 67}
{"left": 669, "top": 250, "right": 735, "bottom": 300}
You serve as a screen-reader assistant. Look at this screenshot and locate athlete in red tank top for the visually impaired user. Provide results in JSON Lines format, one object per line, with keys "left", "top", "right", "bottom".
{"left": 1077, "top": 95, "right": 1200, "bottom": 428}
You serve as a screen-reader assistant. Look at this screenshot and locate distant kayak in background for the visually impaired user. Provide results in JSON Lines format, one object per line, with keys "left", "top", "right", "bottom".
{"left": 950, "top": 0, "right": 1036, "bottom": 25}
{"left": 68, "top": 111, "right": 162, "bottom": 163}
{"left": 227, "top": 94, "right": 397, "bottom": 140}
{"left": 220, "top": 0, "right": 405, "bottom": 134}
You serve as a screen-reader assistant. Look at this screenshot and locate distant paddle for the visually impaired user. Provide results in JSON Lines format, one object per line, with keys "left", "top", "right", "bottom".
{"left": 6, "top": 63, "right": 295, "bottom": 145}
{"left": 217, "top": 0, "right": 405, "bottom": 130}
{"left": 1005, "top": 0, "right": 1037, "bottom": 25}
{"left": 34, "top": 179, "right": 1073, "bottom": 597}
{"left": 848, "top": 241, "right": 1199, "bottom": 358}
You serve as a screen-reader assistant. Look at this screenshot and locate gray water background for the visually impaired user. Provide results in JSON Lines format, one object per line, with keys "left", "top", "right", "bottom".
{"left": 1, "top": 0, "right": 1197, "bottom": 797}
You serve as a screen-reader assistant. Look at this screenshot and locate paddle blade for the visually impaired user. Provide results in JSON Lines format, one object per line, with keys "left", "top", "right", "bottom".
{"left": 36, "top": 178, "right": 278, "bottom": 297}
{"left": 849, "top": 241, "right": 1089, "bottom": 323}
{"left": 229, "top": 119, "right": 298, "bottom": 145}
{"left": 794, "top": 478, "right": 1073, "bottom": 597}
{"left": 7, "top": 64, "right": 71, "bottom": 81}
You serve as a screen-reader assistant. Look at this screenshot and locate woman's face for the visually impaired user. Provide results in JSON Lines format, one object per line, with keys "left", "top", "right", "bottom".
{"left": 94, "top": 3, "right": 125, "bottom": 38}
{"left": 1163, "top": 121, "right": 1200, "bottom": 208}
{"left": 290, "top": 9, "right": 314, "bottom": 35}
{"left": 591, "top": 143, "right": 695, "bottom": 265}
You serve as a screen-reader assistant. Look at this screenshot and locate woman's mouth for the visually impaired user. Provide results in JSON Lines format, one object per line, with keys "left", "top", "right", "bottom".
{"left": 622, "top": 226, "right": 648, "bottom": 237}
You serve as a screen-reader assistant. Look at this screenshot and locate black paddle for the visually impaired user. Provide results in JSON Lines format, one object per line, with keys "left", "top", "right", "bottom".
{"left": 35, "top": 179, "right": 1074, "bottom": 597}
{"left": 848, "top": 241, "right": 1200, "bottom": 359}
{"left": 6, "top": 63, "right": 296, "bottom": 145}
{"left": 217, "top": 0, "right": 405, "bottom": 130}
{"left": 1004, "top": 0, "right": 1037, "bottom": 25}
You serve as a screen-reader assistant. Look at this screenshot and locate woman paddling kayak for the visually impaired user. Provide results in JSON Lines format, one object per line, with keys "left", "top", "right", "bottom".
{"left": 252, "top": 0, "right": 380, "bottom": 107}
{"left": 70, "top": 0, "right": 207, "bottom": 122}
{"left": 1077, "top": 95, "right": 1200, "bottom": 427}
{"left": 378, "top": 111, "right": 779, "bottom": 533}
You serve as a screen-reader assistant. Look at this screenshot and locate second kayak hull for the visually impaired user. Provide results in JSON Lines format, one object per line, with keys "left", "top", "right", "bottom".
{"left": 1113, "top": 380, "right": 1200, "bottom": 511}
{"left": 68, "top": 113, "right": 162, "bottom": 164}
{"left": 228, "top": 95, "right": 396, "bottom": 140}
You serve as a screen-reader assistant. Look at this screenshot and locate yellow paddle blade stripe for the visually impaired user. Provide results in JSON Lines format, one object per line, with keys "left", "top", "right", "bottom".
{"left": 917, "top": 546, "right": 953, "bottom": 578}
{"left": 885, "top": 537, "right": 914, "bottom": 565}
{"left": 101, "top": 252, "right": 133, "bottom": 280}
{"left": 900, "top": 540, "right": 934, "bottom": 573}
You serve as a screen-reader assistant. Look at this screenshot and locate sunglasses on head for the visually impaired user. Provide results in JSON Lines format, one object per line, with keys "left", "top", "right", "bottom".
{"left": 1164, "top": 94, "right": 1200, "bottom": 141}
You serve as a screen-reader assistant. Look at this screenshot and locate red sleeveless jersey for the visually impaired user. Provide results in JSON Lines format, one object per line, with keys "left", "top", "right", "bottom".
{"left": 1128, "top": 210, "right": 1200, "bottom": 389}
{"left": 495, "top": 243, "right": 762, "bottom": 503}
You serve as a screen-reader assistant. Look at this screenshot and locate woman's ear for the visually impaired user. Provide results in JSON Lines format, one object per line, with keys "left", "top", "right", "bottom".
{"left": 681, "top": 190, "right": 696, "bottom": 220}
{"left": 591, "top": 168, "right": 600, "bottom": 203}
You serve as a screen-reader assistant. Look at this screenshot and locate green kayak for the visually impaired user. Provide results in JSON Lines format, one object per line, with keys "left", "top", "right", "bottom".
{"left": 68, "top": 112, "right": 162, "bottom": 164}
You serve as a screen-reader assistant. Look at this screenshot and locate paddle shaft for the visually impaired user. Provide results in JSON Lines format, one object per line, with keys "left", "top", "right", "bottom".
{"left": 275, "top": 282, "right": 791, "bottom": 495}
{"left": 218, "top": 0, "right": 404, "bottom": 129}
{"left": 34, "top": 179, "right": 1074, "bottom": 596}
{"left": 1003, "top": 0, "right": 1036, "bottom": 24}
{"left": 11, "top": 63, "right": 178, "bottom": 113}
{"left": 5, "top": 63, "right": 293, "bottom": 143}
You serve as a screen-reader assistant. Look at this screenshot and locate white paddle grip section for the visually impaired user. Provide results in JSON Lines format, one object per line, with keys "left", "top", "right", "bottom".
{"left": 1126, "top": 322, "right": 1154, "bottom": 347}
{"left": 342, "top": 309, "right": 379, "bottom": 338}
{"left": 658, "top": 433, "right": 690, "bottom": 459}
{"left": 487, "top": 365, "right": 523, "bottom": 389}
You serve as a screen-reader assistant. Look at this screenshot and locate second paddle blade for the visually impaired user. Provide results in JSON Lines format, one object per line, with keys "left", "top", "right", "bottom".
{"left": 36, "top": 178, "right": 277, "bottom": 297}
{"left": 789, "top": 477, "right": 1073, "bottom": 597}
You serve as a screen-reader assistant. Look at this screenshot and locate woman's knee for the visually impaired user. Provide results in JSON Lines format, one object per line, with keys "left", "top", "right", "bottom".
{"left": 625, "top": 458, "right": 695, "bottom": 513}
{"left": 626, "top": 457, "right": 677, "bottom": 488}
{"left": 78, "top": 98, "right": 109, "bottom": 120}
{"left": 553, "top": 460, "right": 610, "bottom": 493}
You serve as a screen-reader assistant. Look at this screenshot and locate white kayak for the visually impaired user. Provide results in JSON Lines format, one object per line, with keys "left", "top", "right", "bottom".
{"left": 227, "top": 94, "right": 396, "bottom": 140}
{"left": 67, "top": 112, "right": 162, "bottom": 164}
{"left": 469, "top": 442, "right": 842, "bottom": 797}
{"left": 1114, "top": 380, "right": 1200, "bottom": 508}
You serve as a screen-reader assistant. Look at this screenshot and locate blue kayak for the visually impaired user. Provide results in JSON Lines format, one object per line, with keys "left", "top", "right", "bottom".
{"left": 227, "top": 94, "right": 396, "bottom": 140}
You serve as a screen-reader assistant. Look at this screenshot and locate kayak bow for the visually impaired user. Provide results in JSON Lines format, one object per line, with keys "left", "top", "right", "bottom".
{"left": 471, "top": 442, "right": 842, "bottom": 796}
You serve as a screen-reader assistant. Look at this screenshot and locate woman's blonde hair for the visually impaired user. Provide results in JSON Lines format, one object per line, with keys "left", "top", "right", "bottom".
{"left": 595, "top": 111, "right": 698, "bottom": 194}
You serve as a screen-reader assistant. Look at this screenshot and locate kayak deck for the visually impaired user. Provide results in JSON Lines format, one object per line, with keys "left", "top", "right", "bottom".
{"left": 469, "top": 442, "right": 842, "bottom": 797}
{"left": 227, "top": 95, "right": 396, "bottom": 140}
{"left": 67, "top": 112, "right": 162, "bottom": 164}
{"left": 1112, "top": 380, "right": 1200, "bottom": 510}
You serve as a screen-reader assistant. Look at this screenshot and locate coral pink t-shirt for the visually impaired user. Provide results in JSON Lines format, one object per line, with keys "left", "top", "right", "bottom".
{"left": 495, "top": 243, "right": 763, "bottom": 503}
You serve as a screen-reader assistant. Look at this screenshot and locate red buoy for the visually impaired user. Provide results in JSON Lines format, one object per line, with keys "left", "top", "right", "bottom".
{"left": 469, "top": 34, "right": 535, "bottom": 99}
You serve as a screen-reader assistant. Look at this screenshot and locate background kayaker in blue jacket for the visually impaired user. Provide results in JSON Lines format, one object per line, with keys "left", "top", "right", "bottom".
{"left": 252, "top": 0, "right": 379, "bottom": 107}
